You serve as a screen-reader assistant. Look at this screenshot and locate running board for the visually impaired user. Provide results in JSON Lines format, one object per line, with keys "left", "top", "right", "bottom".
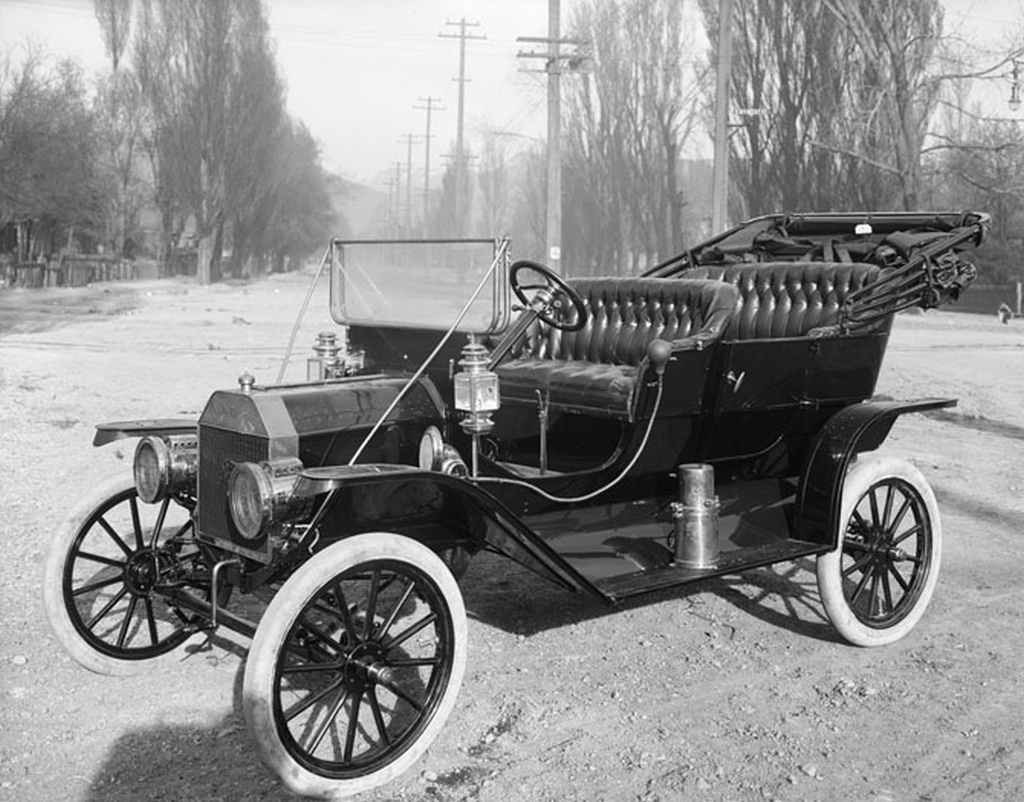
{"left": 593, "top": 538, "right": 829, "bottom": 602}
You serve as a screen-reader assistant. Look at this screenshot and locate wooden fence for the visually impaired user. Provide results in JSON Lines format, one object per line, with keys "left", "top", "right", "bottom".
{"left": 949, "top": 282, "right": 1022, "bottom": 317}
{"left": 0, "top": 255, "right": 148, "bottom": 288}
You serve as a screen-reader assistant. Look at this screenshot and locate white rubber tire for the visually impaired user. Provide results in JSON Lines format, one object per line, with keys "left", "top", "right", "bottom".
{"left": 817, "top": 455, "right": 942, "bottom": 647}
{"left": 243, "top": 532, "right": 467, "bottom": 799}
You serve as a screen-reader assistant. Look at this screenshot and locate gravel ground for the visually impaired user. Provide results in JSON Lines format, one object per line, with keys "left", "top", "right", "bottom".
{"left": 1, "top": 270, "right": 1023, "bottom": 802}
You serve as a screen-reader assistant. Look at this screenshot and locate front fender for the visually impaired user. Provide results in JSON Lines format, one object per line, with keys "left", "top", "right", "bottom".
{"left": 93, "top": 418, "right": 197, "bottom": 447}
{"left": 794, "top": 398, "right": 955, "bottom": 547}
{"left": 296, "top": 465, "right": 593, "bottom": 597}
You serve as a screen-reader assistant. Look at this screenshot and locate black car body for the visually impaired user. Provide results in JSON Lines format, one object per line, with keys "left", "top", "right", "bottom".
{"left": 44, "top": 211, "right": 989, "bottom": 798}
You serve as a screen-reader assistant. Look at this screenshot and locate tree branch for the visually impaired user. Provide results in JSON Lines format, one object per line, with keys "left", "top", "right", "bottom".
{"left": 952, "top": 169, "right": 1024, "bottom": 197}
{"left": 933, "top": 97, "right": 1023, "bottom": 123}
{"left": 921, "top": 132, "right": 1019, "bottom": 156}
{"left": 925, "top": 48, "right": 1024, "bottom": 86}
{"left": 807, "top": 139, "right": 902, "bottom": 177}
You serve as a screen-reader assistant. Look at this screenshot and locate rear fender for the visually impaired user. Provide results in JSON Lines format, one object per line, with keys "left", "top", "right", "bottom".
{"left": 795, "top": 398, "right": 955, "bottom": 547}
{"left": 300, "top": 466, "right": 593, "bottom": 597}
{"left": 93, "top": 418, "right": 197, "bottom": 446}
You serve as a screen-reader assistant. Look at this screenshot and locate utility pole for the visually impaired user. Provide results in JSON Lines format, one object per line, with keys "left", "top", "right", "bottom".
{"left": 546, "top": 0, "right": 561, "bottom": 269}
{"left": 440, "top": 19, "right": 485, "bottom": 236}
{"left": 394, "top": 162, "right": 402, "bottom": 234}
{"left": 399, "top": 133, "right": 422, "bottom": 235}
{"left": 517, "top": 0, "right": 588, "bottom": 272}
{"left": 711, "top": 0, "right": 735, "bottom": 234}
{"left": 414, "top": 96, "right": 443, "bottom": 237}
{"left": 382, "top": 171, "right": 397, "bottom": 237}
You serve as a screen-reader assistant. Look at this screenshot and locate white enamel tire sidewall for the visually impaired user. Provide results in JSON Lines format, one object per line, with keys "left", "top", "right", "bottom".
{"left": 243, "top": 532, "right": 468, "bottom": 800}
{"left": 817, "top": 455, "right": 942, "bottom": 647}
{"left": 42, "top": 473, "right": 204, "bottom": 676}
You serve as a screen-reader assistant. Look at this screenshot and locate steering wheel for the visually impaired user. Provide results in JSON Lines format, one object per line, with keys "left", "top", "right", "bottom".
{"left": 509, "top": 259, "right": 587, "bottom": 332}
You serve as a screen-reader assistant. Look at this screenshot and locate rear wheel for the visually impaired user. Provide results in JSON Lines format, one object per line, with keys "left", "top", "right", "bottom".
{"left": 817, "top": 456, "right": 941, "bottom": 647}
{"left": 43, "top": 474, "right": 209, "bottom": 675}
{"left": 243, "top": 532, "right": 467, "bottom": 799}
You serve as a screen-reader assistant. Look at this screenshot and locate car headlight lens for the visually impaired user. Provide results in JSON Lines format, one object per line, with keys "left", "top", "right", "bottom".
{"left": 228, "top": 462, "right": 273, "bottom": 541}
{"left": 228, "top": 458, "right": 307, "bottom": 541}
{"left": 418, "top": 426, "right": 445, "bottom": 470}
{"left": 133, "top": 438, "right": 165, "bottom": 502}
{"left": 133, "top": 435, "right": 197, "bottom": 503}
{"left": 418, "top": 426, "right": 468, "bottom": 476}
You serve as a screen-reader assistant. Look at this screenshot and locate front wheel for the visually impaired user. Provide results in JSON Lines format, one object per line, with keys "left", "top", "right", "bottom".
{"left": 817, "top": 456, "right": 942, "bottom": 647}
{"left": 243, "top": 532, "right": 467, "bottom": 799}
{"left": 43, "top": 474, "right": 208, "bottom": 675}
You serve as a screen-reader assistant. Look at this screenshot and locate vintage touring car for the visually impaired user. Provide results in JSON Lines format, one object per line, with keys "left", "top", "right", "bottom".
{"left": 44, "top": 211, "right": 988, "bottom": 798}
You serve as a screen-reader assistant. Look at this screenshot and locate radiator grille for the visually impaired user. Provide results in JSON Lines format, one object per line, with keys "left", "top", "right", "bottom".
{"left": 198, "top": 425, "right": 268, "bottom": 551}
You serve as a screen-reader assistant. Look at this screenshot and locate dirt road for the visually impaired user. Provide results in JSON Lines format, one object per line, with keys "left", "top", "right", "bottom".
{"left": 1, "top": 271, "right": 1022, "bottom": 802}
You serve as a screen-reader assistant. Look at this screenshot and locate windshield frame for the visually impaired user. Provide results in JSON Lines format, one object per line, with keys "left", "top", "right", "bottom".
{"left": 329, "top": 237, "right": 511, "bottom": 335}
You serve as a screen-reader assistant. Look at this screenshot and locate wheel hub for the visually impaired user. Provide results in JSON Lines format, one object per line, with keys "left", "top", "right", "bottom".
{"left": 343, "top": 641, "right": 392, "bottom": 692}
{"left": 122, "top": 549, "right": 172, "bottom": 596}
{"left": 848, "top": 525, "right": 892, "bottom": 557}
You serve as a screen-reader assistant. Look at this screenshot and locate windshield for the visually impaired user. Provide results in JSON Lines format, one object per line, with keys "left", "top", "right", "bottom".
{"left": 330, "top": 239, "right": 510, "bottom": 334}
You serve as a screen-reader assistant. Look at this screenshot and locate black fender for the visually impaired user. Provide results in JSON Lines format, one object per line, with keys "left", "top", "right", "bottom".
{"left": 93, "top": 418, "right": 197, "bottom": 446}
{"left": 794, "top": 398, "right": 955, "bottom": 547}
{"left": 295, "top": 465, "right": 594, "bottom": 598}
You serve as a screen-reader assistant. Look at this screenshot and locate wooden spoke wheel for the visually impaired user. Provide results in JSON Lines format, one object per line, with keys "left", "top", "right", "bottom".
{"left": 818, "top": 456, "right": 941, "bottom": 647}
{"left": 243, "top": 532, "right": 467, "bottom": 799}
{"left": 43, "top": 475, "right": 209, "bottom": 675}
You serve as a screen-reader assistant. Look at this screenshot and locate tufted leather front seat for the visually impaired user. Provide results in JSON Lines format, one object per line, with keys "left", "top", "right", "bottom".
{"left": 495, "top": 278, "right": 738, "bottom": 417}
{"left": 686, "top": 261, "right": 882, "bottom": 340}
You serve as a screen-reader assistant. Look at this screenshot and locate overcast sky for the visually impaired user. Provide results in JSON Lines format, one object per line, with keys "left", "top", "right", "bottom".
{"left": 0, "top": 0, "right": 556, "bottom": 182}
{"left": 1, "top": 0, "right": 1023, "bottom": 185}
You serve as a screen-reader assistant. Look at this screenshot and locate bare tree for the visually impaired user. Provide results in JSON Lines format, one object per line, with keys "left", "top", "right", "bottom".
{"left": 564, "top": 0, "right": 703, "bottom": 275}
{"left": 95, "top": 69, "right": 145, "bottom": 257}
{"left": 133, "top": 0, "right": 178, "bottom": 265}
{"left": 0, "top": 49, "right": 107, "bottom": 254}
{"left": 132, "top": 0, "right": 334, "bottom": 281}
{"left": 429, "top": 147, "right": 475, "bottom": 238}
{"left": 703, "top": 0, "right": 1016, "bottom": 215}
{"left": 94, "top": 0, "right": 142, "bottom": 257}
{"left": 221, "top": 6, "right": 284, "bottom": 274}
{"left": 822, "top": 0, "right": 945, "bottom": 210}
{"left": 477, "top": 134, "right": 509, "bottom": 237}
{"left": 508, "top": 144, "right": 548, "bottom": 261}
{"left": 700, "top": 0, "right": 872, "bottom": 215}
{"left": 133, "top": 0, "right": 264, "bottom": 282}
{"left": 930, "top": 110, "right": 1024, "bottom": 281}
{"left": 94, "top": 0, "right": 133, "bottom": 72}
{"left": 4, "top": 0, "right": 333, "bottom": 276}
{"left": 263, "top": 122, "right": 336, "bottom": 272}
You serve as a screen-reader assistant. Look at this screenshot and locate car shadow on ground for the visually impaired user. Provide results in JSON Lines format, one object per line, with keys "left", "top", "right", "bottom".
{"left": 82, "top": 719, "right": 276, "bottom": 802}
{"left": 81, "top": 662, "right": 276, "bottom": 802}
{"left": 81, "top": 616, "right": 446, "bottom": 802}
{"left": 459, "top": 550, "right": 841, "bottom": 644}
{"left": 78, "top": 556, "right": 838, "bottom": 801}
{"left": 713, "top": 558, "right": 842, "bottom": 644}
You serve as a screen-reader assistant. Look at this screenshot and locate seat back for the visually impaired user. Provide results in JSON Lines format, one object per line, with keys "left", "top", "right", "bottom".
{"left": 519, "top": 278, "right": 738, "bottom": 364}
{"left": 686, "top": 261, "right": 881, "bottom": 340}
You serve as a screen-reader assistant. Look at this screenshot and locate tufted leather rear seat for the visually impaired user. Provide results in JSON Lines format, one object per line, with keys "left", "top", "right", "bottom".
{"left": 495, "top": 278, "right": 738, "bottom": 417}
{"left": 685, "top": 261, "right": 882, "bottom": 340}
